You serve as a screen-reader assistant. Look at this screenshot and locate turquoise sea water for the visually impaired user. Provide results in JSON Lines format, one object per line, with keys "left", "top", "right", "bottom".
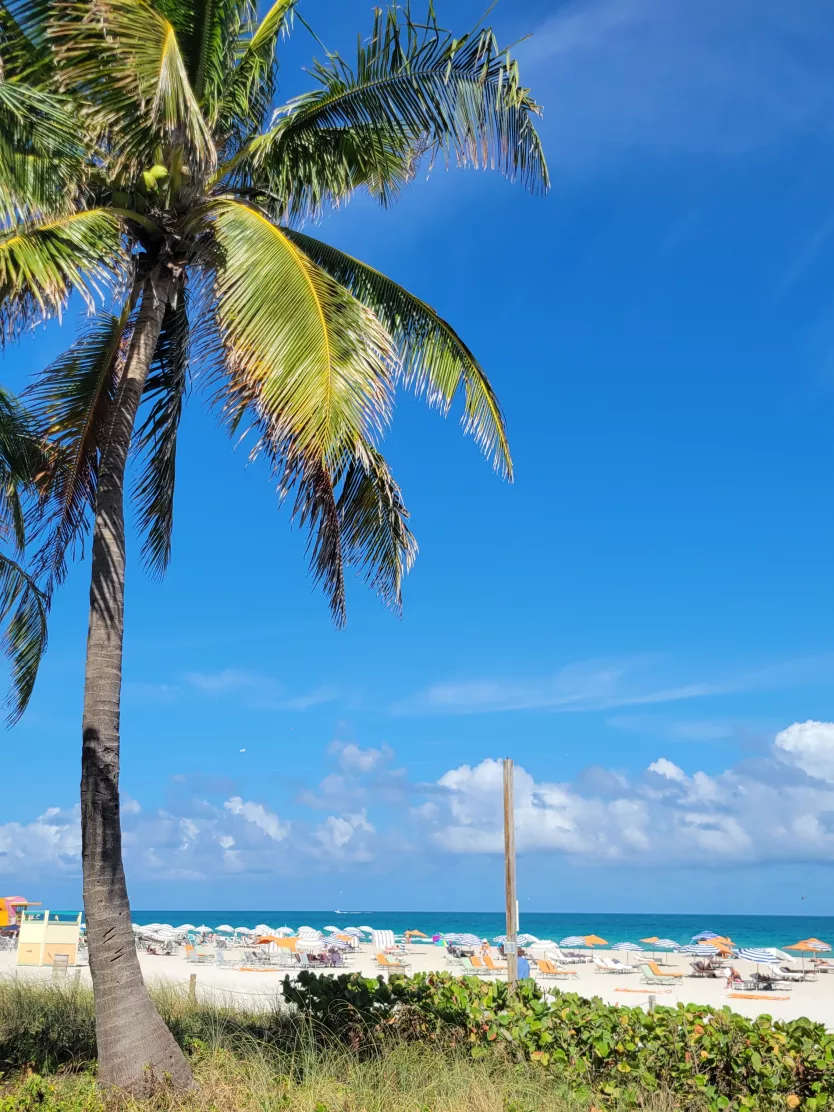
{"left": 116, "top": 910, "right": 834, "bottom": 948}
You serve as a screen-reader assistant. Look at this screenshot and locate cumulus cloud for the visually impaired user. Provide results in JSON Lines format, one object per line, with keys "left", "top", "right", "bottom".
{"left": 329, "top": 741, "right": 393, "bottom": 774}
{"left": 0, "top": 806, "right": 81, "bottom": 877}
{"left": 223, "top": 797, "right": 289, "bottom": 842}
{"left": 8, "top": 720, "right": 834, "bottom": 880}
{"left": 774, "top": 720, "right": 834, "bottom": 783}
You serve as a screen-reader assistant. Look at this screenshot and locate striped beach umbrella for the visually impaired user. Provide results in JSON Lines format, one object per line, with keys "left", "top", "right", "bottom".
{"left": 737, "top": 947, "right": 785, "bottom": 967}
{"left": 614, "top": 942, "right": 643, "bottom": 965}
{"left": 560, "top": 936, "right": 587, "bottom": 947}
{"left": 680, "top": 944, "right": 718, "bottom": 955}
{"left": 655, "top": 939, "right": 681, "bottom": 950}
{"left": 691, "top": 930, "right": 721, "bottom": 941}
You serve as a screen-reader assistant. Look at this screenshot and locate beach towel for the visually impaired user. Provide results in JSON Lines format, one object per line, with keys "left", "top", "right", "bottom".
{"left": 727, "top": 993, "right": 790, "bottom": 1001}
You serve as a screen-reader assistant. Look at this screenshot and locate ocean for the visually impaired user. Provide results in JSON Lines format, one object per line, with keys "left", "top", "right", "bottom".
{"left": 113, "top": 910, "right": 834, "bottom": 948}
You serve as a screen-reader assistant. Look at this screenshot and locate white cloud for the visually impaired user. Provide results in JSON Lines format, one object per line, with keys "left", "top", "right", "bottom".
{"left": 223, "top": 797, "right": 289, "bottom": 842}
{"left": 774, "top": 720, "right": 834, "bottom": 783}
{"left": 647, "top": 757, "right": 686, "bottom": 782}
{"left": 394, "top": 655, "right": 834, "bottom": 716}
{"left": 329, "top": 741, "right": 393, "bottom": 774}
{"left": 519, "top": 0, "right": 834, "bottom": 171}
{"left": 313, "top": 811, "right": 376, "bottom": 860}
{"left": 0, "top": 806, "right": 81, "bottom": 876}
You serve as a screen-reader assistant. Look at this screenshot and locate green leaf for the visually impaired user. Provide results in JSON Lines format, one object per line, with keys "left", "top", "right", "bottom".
{"left": 50, "top": 0, "right": 216, "bottom": 172}
{"left": 27, "top": 308, "right": 128, "bottom": 586}
{"left": 206, "top": 198, "right": 395, "bottom": 466}
{"left": 132, "top": 286, "right": 189, "bottom": 577}
{"left": 215, "top": 0, "right": 295, "bottom": 139}
{"left": 232, "top": 3, "right": 548, "bottom": 209}
{"left": 0, "top": 552, "right": 47, "bottom": 723}
{"left": 282, "top": 229, "right": 511, "bottom": 477}
{"left": 0, "top": 209, "right": 126, "bottom": 339}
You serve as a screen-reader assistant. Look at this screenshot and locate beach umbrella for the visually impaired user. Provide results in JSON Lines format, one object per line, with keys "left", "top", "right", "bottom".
{"left": 786, "top": 940, "right": 827, "bottom": 973}
{"left": 680, "top": 944, "right": 718, "bottom": 956}
{"left": 215, "top": 925, "right": 234, "bottom": 933}
{"left": 343, "top": 927, "right": 364, "bottom": 938}
{"left": 691, "top": 931, "right": 721, "bottom": 941}
{"left": 405, "top": 929, "right": 428, "bottom": 938}
{"left": 614, "top": 942, "right": 644, "bottom": 965}
{"left": 737, "top": 947, "right": 785, "bottom": 968}
{"left": 518, "top": 933, "right": 539, "bottom": 945}
{"left": 323, "top": 926, "right": 339, "bottom": 933}
{"left": 560, "top": 936, "right": 587, "bottom": 947}
{"left": 584, "top": 935, "right": 608, "bottom": 947}
{"left": 654, "top": 939, "right": 681, "bottom": 950}
{"left": 457, "top": 933, "right": 483, "bottom": 948}
{"left": 253, "top": 924, "right": 272, "bottom": 935}
{"left": 358, "top": 925, "right": 373, "bottom": 933}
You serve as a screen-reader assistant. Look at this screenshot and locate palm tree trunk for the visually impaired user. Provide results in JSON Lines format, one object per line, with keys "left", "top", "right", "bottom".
{"left": 81, "top": 265, "right": 194, "bottom": 1095}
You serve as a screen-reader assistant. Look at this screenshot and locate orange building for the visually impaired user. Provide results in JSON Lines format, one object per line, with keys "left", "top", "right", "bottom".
{"left": 0, "top": 896, "right": 38, "bottom": 929}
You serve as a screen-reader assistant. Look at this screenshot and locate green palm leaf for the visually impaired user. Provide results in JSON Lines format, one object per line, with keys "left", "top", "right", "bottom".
{"left": 0, "top": 551, "right": 47, "bottom": 723}
{"left": 206, "top": 198, "right": 395, "bottom": 466}
{"left": 132, "top": 285, "right": 189, "bottom": 577}
{"left": 0, "top": 384, "right": 47, "bottom": 552}
{"left": 230, "top": 4, "right": 547, "bottom": 207}
{"left": 27, "top": 309, "right": 128, "bottom": 585}
{"left": 214, "top": 0, "right": 295, "bottom": 140}
{"left": 282, "top": 229, "right": 511, "bottom": 476}
{"left": 0, "top": 81, "right": 86, "bottom": 220}
{"left": 278, "top": 441, "right": 416, "bottom": 626}
{"left": 50, "top": 0, "right": 216, "bottom": 173}
{"left": 0, "top": 209, "right": 126, "bottom": 338}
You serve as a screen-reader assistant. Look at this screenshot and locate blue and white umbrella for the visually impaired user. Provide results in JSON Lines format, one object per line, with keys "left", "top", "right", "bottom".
{"left": 560, "top": 936, "right": 587, "bottom": 947}
{"left": 518, "top": 933, "right": 539, "bottom": 945}
{"left": 691, "top": 931, "right": 721, "bottom": 941}
{"left": 614, "top": 942, "right": 643, "bottom": 965}
{"left": 654, "top": 939, "right": 681, "bottom": 950}
{"left": 342, "top": 927, "right": 364, "bottom": 939}
{"left": 680, "top": 944, "right": 719, "bottom": 956}
{"left": 738, "top": 948, "right": 789, "bottom": 966}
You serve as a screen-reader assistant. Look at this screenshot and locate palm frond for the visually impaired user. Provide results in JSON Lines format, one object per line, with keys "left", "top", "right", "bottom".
{"left": 27, "top": 309, "right": 128, "bottom": 585}
{"left": 50, "top": 0, "right": 216, "bottom": 173}
{"left": 0, "top": 552, "right": 47, "bottom": 723}
{"left": 277, "top": 442, "right": 416, "bottom": 626}
{"left": 232, "top": 124, "right": 422, "bottom": 221}
{"left": 0, "top": 384, "right": 47, "bottom": 552}
{"left": 0, "top": 80, "right": 86, "bottom": 221}
{"left": 154, "top": 0, "right": 248, "bottom": 123}
{"left": 132, "top": 283, "right": 189, "bottom": 577}
{"left": 282, "top": 229, "right": 511, "bottom": 476}
{"left": 231, "top": 3, "right": 547, "bottom": 210}
{"left": 0, "top": 209, "right": 126, "bottom": 338}
{"left": 0, "top": 0, "right": 52, "bottom": 82}
{"left": 215, "top": 0, "right": 295, "bottom": 141}
{"left": 205, "top": 198, "right": 395, "bottom": 466}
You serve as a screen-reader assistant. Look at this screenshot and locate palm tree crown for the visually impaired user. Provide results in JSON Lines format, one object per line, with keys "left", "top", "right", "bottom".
{"left": 1, "top": 0, "right": 547, "bottom": 619}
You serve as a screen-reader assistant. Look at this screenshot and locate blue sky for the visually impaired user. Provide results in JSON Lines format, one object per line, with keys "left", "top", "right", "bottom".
{"left": 3, "top": 0, "right": 834, "bottom": 915}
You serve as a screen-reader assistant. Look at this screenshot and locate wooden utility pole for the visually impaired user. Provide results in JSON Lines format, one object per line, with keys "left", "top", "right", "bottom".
{"left": 503, "top": 757, "right": 518, "bottom": 989}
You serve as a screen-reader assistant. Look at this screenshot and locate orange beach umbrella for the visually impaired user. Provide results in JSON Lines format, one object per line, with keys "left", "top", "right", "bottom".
{"left": 405, "top": 930, "right": 428, "bottom": 938}
{"left": 584, "top": 935, "right": 608, "bottom": 947}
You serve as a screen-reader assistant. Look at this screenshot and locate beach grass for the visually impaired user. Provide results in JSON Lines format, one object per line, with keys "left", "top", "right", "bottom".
{"left": 0, "top": 979, "right": 694, "bottom": 1112}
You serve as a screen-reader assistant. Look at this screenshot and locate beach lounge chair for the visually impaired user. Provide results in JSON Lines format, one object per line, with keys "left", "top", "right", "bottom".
{"left": 607, "top": 958, "right": 637, "bottom": 973}
{"left": 593, "top": 957, "right": 618, "bottom": 974}
{"left": 778, "top": 964, "right": 816, "bottom": 982}
{"left": 689, "top": 960, "right": 719, "bottom": 978}
{"left": 375, "top": 952, "right": 410, "bottom": 974}
{"left": 536, "top": 960, "right": 577, "bottom": 980}
{"left": 468, "top": 955, "right": 496, "bottom": 975}
{"left": 648, "top": 961, "right": 682, "bottom": 979}
{"left": 459, "top": 957, "right": 491, "bottom": 976}
{"left": 184, "top": 943, "right": 211, "bottom": 964}
{"left": 482, "top": 953, "right": 506, "bottom": 973}
{"left": 768, "top": 964, "right": 804, "bottom": 983}
{"left": 641, "top": 963, "right": 682, "bottom": 985}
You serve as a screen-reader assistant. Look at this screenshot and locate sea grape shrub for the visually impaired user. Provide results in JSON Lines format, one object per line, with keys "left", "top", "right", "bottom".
{"left": 282, "top": 972, "right": 834, "bottom": 1111}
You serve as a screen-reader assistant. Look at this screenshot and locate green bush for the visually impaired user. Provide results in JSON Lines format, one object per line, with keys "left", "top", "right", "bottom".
{"left": 283, "top": 971, "right": 834, "bottom": 1111}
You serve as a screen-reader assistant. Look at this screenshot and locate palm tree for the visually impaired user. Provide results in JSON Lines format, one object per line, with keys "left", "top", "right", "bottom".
{"left": 0, "top": 0, "right": 547, "bottom": 1093}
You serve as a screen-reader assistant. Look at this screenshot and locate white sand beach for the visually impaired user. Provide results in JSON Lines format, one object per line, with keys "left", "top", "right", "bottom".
{"left": 2, "top": 944, "right": 833, "bottom": 1028}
